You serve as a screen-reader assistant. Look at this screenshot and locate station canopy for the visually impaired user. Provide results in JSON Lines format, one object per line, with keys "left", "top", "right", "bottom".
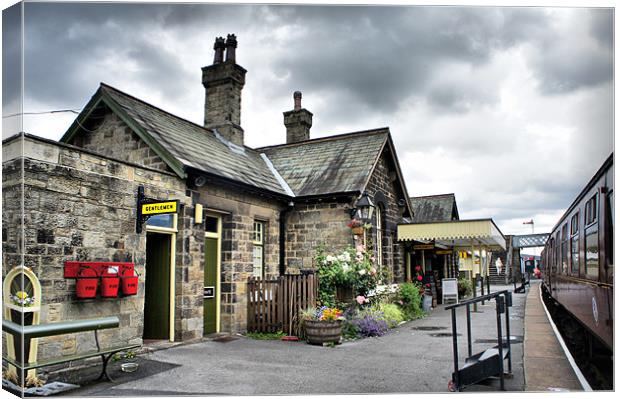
{"left": 397, "top": 219, "right": 506, "bottom": 250}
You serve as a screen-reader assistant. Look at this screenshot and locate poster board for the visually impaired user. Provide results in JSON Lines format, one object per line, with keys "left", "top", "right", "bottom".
{"left": 442, "top": 278, "right": 459, "bottom": 305}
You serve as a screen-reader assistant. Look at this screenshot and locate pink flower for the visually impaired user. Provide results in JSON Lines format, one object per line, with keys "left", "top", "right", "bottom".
{"left": 356, "top": 295, "right": 367, "bottom": 305}
{"left": 417, "top": 275, "right": 423, "bottom": 282}
{"left": 415, "top": 265, "right": 422, "bottom": 272}
{"left": 370, "top": 267, "right": 377, "bottom": 275}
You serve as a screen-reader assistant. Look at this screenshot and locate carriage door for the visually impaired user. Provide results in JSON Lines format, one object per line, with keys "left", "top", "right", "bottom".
{"left": 204, "top": 214, "right": 222, "bottom": 335}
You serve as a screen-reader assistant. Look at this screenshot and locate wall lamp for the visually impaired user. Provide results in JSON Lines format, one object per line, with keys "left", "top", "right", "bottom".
{"left": 348, "top": 191, "right": 375, "bottom": 223}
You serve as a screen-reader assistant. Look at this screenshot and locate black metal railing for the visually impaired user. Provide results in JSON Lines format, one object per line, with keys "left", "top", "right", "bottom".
{"left": 446, "top": 290, "right": 513, "bottom": 391}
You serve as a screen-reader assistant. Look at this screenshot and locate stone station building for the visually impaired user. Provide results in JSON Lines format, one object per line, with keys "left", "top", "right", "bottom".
{"left": 2, "top": 34, "right": 414, "bottom": 358}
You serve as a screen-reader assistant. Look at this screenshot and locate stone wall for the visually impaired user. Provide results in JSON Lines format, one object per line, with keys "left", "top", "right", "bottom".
{"left": 69, "top": 111, "right": 169, "bottom": 173}
{"left": 1, "top": 135, "right": 196, "bottom": 362}
{"left": 284, "top": 201, "right": 353, "bottom": 272}
{"left": 192, "top": 182, "right": 284, "bottom": 333}
{"left": 365, "top": 148, "right": 406, "bottom": 282}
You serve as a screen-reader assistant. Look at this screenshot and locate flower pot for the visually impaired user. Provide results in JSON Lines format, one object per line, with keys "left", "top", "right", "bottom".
{"left": 304, "top": 320, "right": 343, "bottom": 345}
{"left": 351, "top": 226, "right": 364, "bottom": 235}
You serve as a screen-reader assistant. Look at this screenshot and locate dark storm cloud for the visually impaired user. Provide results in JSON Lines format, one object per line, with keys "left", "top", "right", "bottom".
{"left": 527, "top": 9, "right": 613, "bottom": 95}
{"left": 269, "top": 6, "right": 549, "bottom": 114}
{"left": 2, "top": 3, "right": 22, "bottom": 107}
{"left": 589, "top": 8, "right": 614, "bottom": 48}
{"left": 17, "top": 2, "right": 251, "bottom": 106}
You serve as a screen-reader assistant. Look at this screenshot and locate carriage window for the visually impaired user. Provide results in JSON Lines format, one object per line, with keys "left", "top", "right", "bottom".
{"left": 556, "top": 232, "right": 561, "bottom": 274}
{"left": 561, "top": 224, "right": 568, "bottom": 274}
{"left": 606, "top": 191, "right": 613, "bottom": 282}
{"left": 585, "top": 194, "right": 598, "bottom": 226}
{"left": 570, "top": 213, "right": 579, "bottom": 274}
{"left": 585, "top": 226, "right": 599, "bottom": 279}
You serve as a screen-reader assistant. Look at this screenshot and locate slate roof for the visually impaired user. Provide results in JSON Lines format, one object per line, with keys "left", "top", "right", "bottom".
{"left": 410, "top": 193, "right": 459, "bottom": 223}
{"left": 64, "top": 84, "right": 289, "bottom": 196}
{"left": 258, "top": 129, "right": 389, "bottom": 197}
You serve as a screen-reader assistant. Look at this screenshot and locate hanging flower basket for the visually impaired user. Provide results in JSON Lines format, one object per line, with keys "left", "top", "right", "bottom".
{"left": 351, "top": 226, "right": 364, "bottom": 235}
{"left": 304, "top": 320, "right": 343, "bottom": 345}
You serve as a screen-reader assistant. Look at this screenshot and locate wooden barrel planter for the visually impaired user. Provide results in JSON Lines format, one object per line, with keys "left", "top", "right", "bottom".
{"left": 304, "top": 320, "right": 343, "bottom": 345}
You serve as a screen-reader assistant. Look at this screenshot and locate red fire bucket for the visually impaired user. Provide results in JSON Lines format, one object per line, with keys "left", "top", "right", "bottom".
{"left": 121, "top": 267, "right": 139, "bottom": 296}
{"left": 76, "top": 266, "right": 98, "bottom": 299}
{"left": 101, "top": 274, "right": 120, "bottom": 298}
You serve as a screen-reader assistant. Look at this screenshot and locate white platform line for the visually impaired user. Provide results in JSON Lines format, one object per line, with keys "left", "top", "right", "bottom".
{"left": 538, "top": 285, "right": 593, "bottom": 391}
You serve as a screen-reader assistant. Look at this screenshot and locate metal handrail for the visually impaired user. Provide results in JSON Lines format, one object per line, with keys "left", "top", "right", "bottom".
{"left": 445, "top": 290, "right": 509, "bottom": 310}
{"left": 2, "top": 316, "right": 119, "bottom": 340}
{"left": 447, "top": 290, "right": 513, "bottom": 391}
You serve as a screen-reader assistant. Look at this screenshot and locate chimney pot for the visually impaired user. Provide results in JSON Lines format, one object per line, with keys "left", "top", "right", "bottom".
{"left": 225, "top": 34, "right": 238, "bottom": 63}
{"left": 293, "top": 91, "right": 302, "bottom": 111}
{"left": 284, "top": 91, "right": 312, "bottom": 144}
{"left": 213, "top": 37, "right": 225, "bottom": 64}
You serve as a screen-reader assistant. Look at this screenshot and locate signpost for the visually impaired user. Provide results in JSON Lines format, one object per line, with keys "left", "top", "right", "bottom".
{"left": 136, "top": 185, "right": 179, "bottom": 233}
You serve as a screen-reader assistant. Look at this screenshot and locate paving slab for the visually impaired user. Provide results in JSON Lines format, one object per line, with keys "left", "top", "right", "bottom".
{"left": 523, "top": 282, "right": 583, "bottom": 392}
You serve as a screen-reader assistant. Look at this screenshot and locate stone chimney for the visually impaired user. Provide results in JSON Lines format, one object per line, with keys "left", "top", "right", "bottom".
{"left": 283, "top": 91, "right": 313, "bottom": 144}
{"left": 202, "top": 34, "right": 246, "bottom": 145}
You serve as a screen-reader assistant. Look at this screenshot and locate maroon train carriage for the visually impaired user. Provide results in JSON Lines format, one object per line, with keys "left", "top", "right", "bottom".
{"left": 541, "top": 153, "right": 613, "bottom": 352}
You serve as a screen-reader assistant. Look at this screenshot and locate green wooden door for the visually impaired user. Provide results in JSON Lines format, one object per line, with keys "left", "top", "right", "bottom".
{"left": 203, "top": 237, "right": 218, "bottom": 335}
{"left": 144, "top": 233, "right": 171, "bottom": 340}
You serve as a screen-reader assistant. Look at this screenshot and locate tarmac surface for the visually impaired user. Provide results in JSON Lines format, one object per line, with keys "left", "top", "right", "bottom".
{"left": 66, "top": 283, "right": 527, "bottom": 396}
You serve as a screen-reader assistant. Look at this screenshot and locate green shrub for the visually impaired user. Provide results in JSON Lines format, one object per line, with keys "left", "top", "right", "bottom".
{"left": 457, "top": 278, "right": 472, "bottom": 298}
{"left": 377, "top": 303, "right": 404, "bottom": 328}
{"left": 398, "top": 282, "right": 425, "bottom": 320}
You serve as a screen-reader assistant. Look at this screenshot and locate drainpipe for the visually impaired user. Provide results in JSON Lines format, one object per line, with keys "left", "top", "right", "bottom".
{"left": 279, "top": 201, "right": 294, "bottom": 276}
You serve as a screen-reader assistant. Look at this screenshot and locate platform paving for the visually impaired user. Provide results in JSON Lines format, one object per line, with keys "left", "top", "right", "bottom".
{"left": 64, "top": 284, "right": 527, "bottom": 396}
{"left": 524, "top": 281, "right": 583, "bottom": 392}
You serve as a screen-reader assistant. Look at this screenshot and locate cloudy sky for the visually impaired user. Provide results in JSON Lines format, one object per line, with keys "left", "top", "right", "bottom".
{"left": 2, "top": 1, "right": 615, "bottom": 238}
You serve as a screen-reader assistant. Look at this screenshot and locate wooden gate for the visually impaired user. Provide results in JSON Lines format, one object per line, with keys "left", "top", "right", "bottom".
{"left": 247, "top": 273, "right": 318, "bottom": 335}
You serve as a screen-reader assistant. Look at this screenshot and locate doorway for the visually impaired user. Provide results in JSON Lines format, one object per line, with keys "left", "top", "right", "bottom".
{"left": 143, "top": 232, "right": 172, "bottom": 340}
{"left": 204, "top": 214, "right": 222, "bottom": 335}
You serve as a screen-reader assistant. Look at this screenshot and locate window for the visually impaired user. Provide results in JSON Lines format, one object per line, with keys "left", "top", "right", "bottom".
{"left": 252, "top": 221, "right": 265, "bottom": 277}
{"left": 606, "top": 191, "right": 614, "bottom": 282}
{"left": 376, "top": 205, "right": 384, "bottom": 267}
{"left": 585, "top": 226, "right": 599, "bottom": 279}
{"left": 570, "top": 213, "right": 579, "bottom": 274}
{"left": 561, "top": 224, "right": 568, "bottom": 274}
{"left": 205, "top": 216, "right": 219, "bottom": 234}
{"left": 146, "top": 214, "right": 175, "bottom": 229}
{"left": 585, "top": 194, "right": 598, "bottom": 226}
{"left": 555, "top": 232, "right": 561, "bottom": 274}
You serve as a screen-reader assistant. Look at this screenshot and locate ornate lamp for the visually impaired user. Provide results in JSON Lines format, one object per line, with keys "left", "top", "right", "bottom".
{"left": 352, "top": 191, "right": 375, "bottom": 223}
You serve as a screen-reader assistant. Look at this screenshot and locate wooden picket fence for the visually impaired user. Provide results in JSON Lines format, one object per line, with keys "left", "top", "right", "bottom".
{"left": 247, "top": 273, "right": 318, "bottom": 336}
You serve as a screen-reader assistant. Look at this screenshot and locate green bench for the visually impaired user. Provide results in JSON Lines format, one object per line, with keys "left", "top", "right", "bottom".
{"left": 2, "top": 316, "right": 140, "bottom": 382}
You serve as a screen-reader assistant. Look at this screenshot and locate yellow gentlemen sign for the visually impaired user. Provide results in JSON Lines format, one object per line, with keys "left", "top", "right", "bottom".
{"left": 141, "top": 201, "right": 178, "bottom": 215}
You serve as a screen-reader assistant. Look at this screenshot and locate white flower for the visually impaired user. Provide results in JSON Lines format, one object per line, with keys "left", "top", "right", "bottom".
{"left": 342, "top": 263, "right": 351, "bottom": 272}
{"left": 359, "top": 269, "right": 366, "bottom": 275}
{"left": 326, "top": 255, "right": 337, "bottom": 263}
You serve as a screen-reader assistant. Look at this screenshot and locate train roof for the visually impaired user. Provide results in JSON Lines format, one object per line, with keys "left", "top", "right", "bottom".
{"left": 549, "top": 153, "right": 613, "bottom": 235}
